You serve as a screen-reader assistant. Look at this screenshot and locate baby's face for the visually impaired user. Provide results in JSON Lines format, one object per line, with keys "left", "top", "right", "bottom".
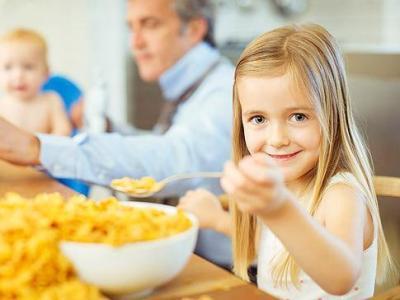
{"left": 0, "top": 41, "right": 48, "bottom": 100}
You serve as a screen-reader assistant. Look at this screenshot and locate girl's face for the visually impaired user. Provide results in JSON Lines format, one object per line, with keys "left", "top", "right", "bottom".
{"left": 0, "top": 41, "right": 48, "bottom": 101}
{"left": 238, "top": 74, "right": 321, "bottom": 186}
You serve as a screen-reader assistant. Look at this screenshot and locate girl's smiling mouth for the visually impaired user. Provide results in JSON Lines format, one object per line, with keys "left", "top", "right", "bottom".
{"left": 267, "top": 150, "right": 302, "bottom": 160}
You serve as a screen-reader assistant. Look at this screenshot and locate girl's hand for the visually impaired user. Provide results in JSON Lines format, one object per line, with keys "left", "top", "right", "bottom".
{"left": 221, "top": 153, "right": 289, "bottom": 217}
{"left": 178, "top": 188, "right": 225, "bottom": 230}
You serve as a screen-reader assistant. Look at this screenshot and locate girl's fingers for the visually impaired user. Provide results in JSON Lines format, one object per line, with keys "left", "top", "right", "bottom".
{"left": 238, "top": 157, "right": 270, "bottom": 185}
{"left": 222, "top": 161, "right": 257, "bottom": 194}
{"left": 265, "top": 168, "right": 284, "bottom": 185}
{"left": 251, "top": 152, "right": 267, "bottom": 165}
{"left": 238, "top": 154, "right": 283, "bottom": 186}
{"left": 221, "top": 174, "right": 264, "bottom": 205}
{"left": 221, "top": 176, "right": 251, "bottom": 199}
{"left": 251, "top": 152, "right": 277, "bottom": 167}
{"left": 221, "top": 156, "right": 287, "bottom": 215}
{"left": 220, "top": 176, "right": 236, "bottom": 195}
{"left": 223, "top": 161, "right": 246, "bottom": 187}
{"left": 238, "top": 156, "right": 279, "bottom": 186}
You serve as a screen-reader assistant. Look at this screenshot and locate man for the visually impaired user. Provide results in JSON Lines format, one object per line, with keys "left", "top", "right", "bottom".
{"left": 0, "top": 0, "right": 234, "bottom": 268}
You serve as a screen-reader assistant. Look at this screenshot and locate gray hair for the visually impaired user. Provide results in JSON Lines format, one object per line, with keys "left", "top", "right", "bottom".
{"left": 173, "top": 0, "right": 216, "bottom": 47}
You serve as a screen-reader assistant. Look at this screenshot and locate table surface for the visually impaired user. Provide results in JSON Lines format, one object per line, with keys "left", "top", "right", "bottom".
{"left": 0, "top": 160, "right": 275, "bottom": 300}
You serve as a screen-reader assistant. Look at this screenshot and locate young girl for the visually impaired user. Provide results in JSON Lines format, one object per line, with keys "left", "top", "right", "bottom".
{"left": 179, "top": 23, "right": 396, "bottom": 299}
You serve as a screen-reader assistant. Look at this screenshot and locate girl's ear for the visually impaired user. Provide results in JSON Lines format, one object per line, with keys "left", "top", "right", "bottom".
{"left": 184, "top": 17, "right": 208, "bottom": 45}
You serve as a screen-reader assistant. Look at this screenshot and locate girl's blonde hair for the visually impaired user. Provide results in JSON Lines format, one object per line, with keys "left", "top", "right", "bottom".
{"left": 0, "top": 28, "right": 48, "bottom": 68}
{"left": 231, "top": 23, "right": 396, "bottom": 287}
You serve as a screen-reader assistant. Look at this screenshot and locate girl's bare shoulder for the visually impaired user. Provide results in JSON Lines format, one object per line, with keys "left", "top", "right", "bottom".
{"left": 319, "top": 173, "right": 366, "bottom": 215}
{"left": 318, "top": 173, "right": 373, "bottom": 248}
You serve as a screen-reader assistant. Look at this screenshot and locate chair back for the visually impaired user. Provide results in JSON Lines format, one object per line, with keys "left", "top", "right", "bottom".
{"left": 373, "top": 176, "right": 400, "bottom": 296}
{"left": 374, "top": 176, "right": 400, "bottom": 198}
{"left": 42, "top": 75, "right": 82, "bottom": 114}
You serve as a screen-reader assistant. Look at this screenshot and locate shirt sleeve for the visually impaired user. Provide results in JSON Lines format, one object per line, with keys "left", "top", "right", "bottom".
{"left": 37, "top": 89, "right": 232, "bottom": 196}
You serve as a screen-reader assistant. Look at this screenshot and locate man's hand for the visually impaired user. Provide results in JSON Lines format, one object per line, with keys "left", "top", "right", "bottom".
{"left": 0, "top": 117, "right": 40, "bottom": 165}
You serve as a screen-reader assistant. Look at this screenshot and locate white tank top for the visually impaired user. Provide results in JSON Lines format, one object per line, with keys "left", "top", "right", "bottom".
{"left": 257, "top": 173, "right": 377, "bottom": 299}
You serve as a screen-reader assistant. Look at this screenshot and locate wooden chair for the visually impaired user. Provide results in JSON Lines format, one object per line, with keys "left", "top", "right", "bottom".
{"left": 372, "top": 176, "right": 400, "bottom": 299}
{"left": 374, "top": 176, "right": 400, "bottom": 198}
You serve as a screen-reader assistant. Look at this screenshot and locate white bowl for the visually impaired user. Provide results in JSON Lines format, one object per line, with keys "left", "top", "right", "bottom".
{"left": 60, "top": 201, "right": 198, "bottom": 298}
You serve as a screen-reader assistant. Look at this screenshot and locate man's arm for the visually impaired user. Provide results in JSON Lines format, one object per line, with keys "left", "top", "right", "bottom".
{"left": 0, "top": 117, "right": 40, "bottom": 165}
{"left": 37, "top": 88, "right": 232, "bottom": 193}
{"left": 0, "top": 74, "right": 232, "bottom": 196}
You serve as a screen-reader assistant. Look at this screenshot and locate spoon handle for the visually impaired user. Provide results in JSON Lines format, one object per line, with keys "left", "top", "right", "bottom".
{"left": 160, "top": 172, "right": 222, "bottom": 185}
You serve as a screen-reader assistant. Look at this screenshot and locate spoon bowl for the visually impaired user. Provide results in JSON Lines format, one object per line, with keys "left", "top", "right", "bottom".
{"left": 110, "top": 172, "right": 222, "bottom": 198}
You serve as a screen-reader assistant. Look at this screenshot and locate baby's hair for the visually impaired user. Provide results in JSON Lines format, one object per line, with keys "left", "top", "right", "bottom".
{"left": 0, "top": 28, "right": 48, "bottom": 66}
{"left": 231, "top": 23, "right": 396, "bottom": 288}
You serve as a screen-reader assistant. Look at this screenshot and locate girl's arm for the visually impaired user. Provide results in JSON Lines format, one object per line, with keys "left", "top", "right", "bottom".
{"left": 262, "top": 185, "right": 370, "bottom": 295}
{"left": 49, "top": 94, "right": 72, "bottom": 136}
{"left": 178, "top": 189, "right": 232, "bottom": 237}
{"left": 221, "top": 154, "right": 372, "bottom": 295}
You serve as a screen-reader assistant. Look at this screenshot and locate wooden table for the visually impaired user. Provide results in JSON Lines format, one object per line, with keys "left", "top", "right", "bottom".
{"left": 0, "top": 160, "right": 275, "bottom": 300}
{"left": 0, "top": 161, "right": 74, "bottom": 197}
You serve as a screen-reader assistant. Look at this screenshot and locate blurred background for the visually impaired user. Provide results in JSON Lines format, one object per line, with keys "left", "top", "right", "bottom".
{"left": 1, "top": 0, "right": 399, "bottom": 132}
{"left": 1, "top": 0, "right": 399, "bottom": 286}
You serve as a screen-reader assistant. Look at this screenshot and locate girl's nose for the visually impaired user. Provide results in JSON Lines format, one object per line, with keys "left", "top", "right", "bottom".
{"left": 267, "top": 122, "right": 290, "bottom": 148}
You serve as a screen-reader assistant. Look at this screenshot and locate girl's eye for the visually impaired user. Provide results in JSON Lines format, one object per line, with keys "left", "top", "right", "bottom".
{"left": 290, "top": 113, "right": 308, "bottom": 122}
{"left": 250, "top": 115, "right": 265, "bottom": 125}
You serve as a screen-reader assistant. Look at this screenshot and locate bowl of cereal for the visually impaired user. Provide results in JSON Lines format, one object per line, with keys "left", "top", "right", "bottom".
{"left": 59, "top": 200, "right": 198, "bottom": 298}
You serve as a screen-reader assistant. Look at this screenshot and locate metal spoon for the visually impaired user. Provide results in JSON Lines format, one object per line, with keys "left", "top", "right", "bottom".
{"left": 110, "top": 172, "right": 222, "bottom": 198}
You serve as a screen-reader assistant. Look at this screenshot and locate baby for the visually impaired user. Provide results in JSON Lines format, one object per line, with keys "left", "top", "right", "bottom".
{"left": 0, "top": 28, "right": 71, "bottom": 135}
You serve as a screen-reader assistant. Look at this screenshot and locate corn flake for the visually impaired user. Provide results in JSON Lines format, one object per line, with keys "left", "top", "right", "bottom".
{"left": 0, "top": 192, "right": 192, "bottom": 299}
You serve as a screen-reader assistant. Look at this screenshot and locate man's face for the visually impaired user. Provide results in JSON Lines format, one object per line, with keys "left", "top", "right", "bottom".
{"left": 127, "top": 0, "right": 195, "bottom": 81}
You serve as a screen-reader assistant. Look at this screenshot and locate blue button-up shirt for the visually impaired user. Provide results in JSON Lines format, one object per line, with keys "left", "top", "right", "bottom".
{"left": 38, "top": 42, "right": 234, "bottom": 267}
